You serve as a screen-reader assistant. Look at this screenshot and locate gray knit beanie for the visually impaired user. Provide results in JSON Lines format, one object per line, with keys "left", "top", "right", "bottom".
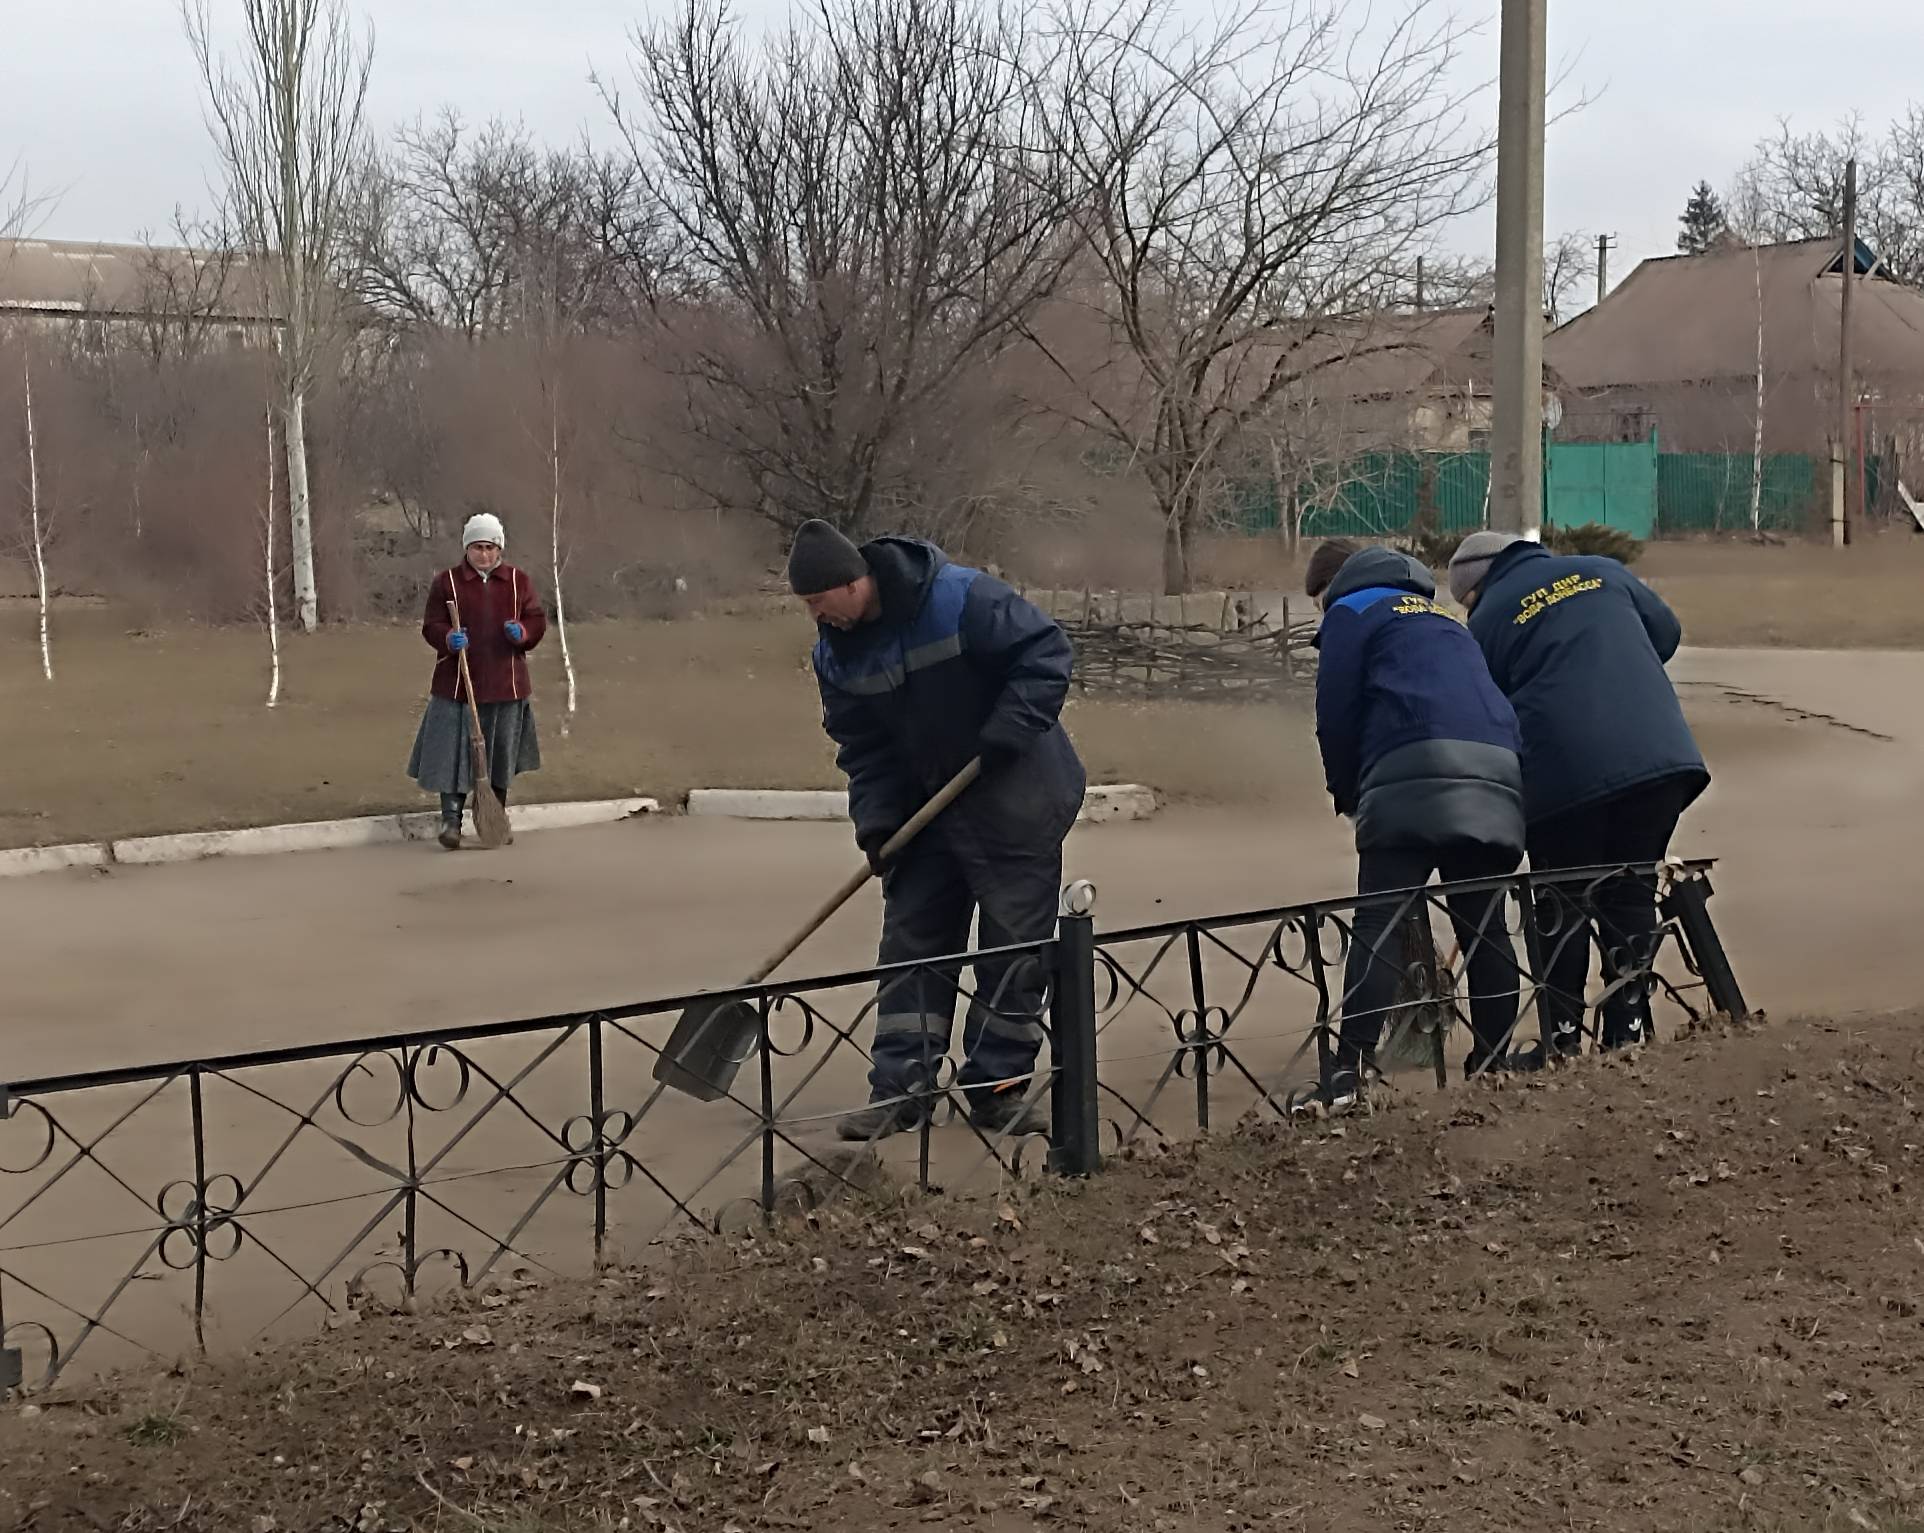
{"left": 786, "top": 519, "right": 870, "bottom": 596}
{"left": 1447, "top": 531, "right": 1527, "bottom": 605}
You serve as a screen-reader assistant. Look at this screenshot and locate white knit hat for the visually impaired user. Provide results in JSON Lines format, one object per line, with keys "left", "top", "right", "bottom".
{"left": 462, "top": 512, "right": 505, "bottom": 549}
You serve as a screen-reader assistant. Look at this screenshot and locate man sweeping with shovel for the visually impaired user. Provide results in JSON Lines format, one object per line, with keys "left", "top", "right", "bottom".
{"left": 788, "top": 519, "right": 1086, "bottom": 1142}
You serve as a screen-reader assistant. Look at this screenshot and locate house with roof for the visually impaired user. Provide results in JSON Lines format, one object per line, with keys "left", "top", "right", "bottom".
{"left": 1292, "top": 304, "right": 1565, "bottom": 454}
{"left": 0, "top": 236, "right": 282, "bottom": 353}
{"left": 1545, "top": 237, "right": 1924, "bottom": 458}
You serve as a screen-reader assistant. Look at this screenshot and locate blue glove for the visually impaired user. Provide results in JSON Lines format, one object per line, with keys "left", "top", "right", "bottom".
{"left": 504, "top": 621, "right": 526, "bottom": 644}
{"left": 447, "top": 629, "right": 468, "bottom": 653}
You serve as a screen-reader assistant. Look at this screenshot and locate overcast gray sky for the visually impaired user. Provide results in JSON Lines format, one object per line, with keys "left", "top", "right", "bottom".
{"left": 3, "top": 0, "right": 1920, "bottom": 288}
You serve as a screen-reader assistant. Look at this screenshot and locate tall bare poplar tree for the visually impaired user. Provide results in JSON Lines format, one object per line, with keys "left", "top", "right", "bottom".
{"left": 184, "top": 0, "right": 373, "bottom": 632}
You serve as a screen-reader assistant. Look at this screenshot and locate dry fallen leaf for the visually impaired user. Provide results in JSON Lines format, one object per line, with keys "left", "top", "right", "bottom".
{"left": 449, "top": 1457, "right": 474, "bottom": 1473}
{"left": 1341, "top": 1361, "right": 1360, "bottom": 1379}
{"left": 807, "top": 1426, "right": 831, "bottom": 1445}
{"left": 571, "top": 1381, "right": 604, "bottom": 1403}
{"left": 1138, "top": 1227, "right": 1160, "bottom": 1245}
{"left": 1359, "top": 1414, "right": 1387, "bottom": 1431}
{"left": 459, "top": 1325, "right": 493, "bottom": 1349}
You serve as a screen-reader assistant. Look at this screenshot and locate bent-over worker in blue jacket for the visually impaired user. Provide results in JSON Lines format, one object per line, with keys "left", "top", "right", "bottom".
{"left": 1449, "top": 531, "right": 1709, "bottom": 1055}
{"left": 1308, "top": 540, "right": 1528, "bottom": 1098}
{"left": 788, "top": 519, "right": 1086, "bottom": 1142}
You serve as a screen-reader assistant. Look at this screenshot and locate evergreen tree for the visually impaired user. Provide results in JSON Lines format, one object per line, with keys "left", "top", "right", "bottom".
{"left": 1677, "top": 180, "right": 1731, "bottom": 254}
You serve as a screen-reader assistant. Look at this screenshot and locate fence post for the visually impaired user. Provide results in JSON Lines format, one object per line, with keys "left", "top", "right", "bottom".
{"left": 0, "top": 1194, "right": 17, "bottom": 1394}
{"left": 1050, "top": 885, "right": 1102, "bottom": 1177}
{"left": 1661, "top": 868, "right": 1750, "bottom": 1020}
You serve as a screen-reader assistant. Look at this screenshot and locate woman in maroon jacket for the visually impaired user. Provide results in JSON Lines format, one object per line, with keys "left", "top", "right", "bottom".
{"left": 406, "top": 512, "right": 549, "bottom": 849}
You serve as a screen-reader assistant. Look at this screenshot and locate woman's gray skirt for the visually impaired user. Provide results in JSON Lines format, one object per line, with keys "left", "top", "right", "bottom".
{"left": 408, "top": 696, "right": 541, "bottom": 794}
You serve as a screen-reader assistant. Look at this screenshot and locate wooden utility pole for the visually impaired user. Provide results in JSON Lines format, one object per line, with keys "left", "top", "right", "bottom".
{"left": 1414, "top": 254, "right": 1425, "bottom": 311}
{"left": 1489, "top": 0, "right": 1547, "bottom": 537}
{"left": 1833, "top": 157, "right": 1857, "bottom": 548}
{"left": 1595, "top": 233, "right": 1612, "bottom": 309}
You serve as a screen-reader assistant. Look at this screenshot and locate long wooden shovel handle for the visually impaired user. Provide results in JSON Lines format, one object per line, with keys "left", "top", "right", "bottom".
{"left": 742, "top": 757, "right": 984, "bottom": 986}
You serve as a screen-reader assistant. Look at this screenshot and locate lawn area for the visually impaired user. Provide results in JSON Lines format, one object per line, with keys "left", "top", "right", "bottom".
{"left": 0, "top": 533, "right": 1914, "bottom": 849}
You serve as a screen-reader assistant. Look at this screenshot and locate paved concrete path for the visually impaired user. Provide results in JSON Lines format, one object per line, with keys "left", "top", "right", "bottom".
{"left": 3, "top": 647, "right": 1917, "bottom": 1081}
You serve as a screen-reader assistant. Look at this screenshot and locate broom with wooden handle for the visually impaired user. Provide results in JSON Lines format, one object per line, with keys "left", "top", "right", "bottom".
{"left": 446, "top": 597, "right": 512, "bottom": 849}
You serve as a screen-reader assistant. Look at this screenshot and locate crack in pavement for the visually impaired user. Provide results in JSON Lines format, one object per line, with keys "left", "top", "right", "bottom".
{"left": 1679, "top": 680, "right": 1896, "bottom": 742}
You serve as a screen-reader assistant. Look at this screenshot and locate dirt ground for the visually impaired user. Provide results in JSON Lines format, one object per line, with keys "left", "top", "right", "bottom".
{"left": 1636, "top": 535, "right": 1924, "bottom": 648}
{"left": 0, "top": 535, "right": 1920, "bottom": 849}
{"left": 6, "top": 1008, "right": 1924, "bottom": 1533}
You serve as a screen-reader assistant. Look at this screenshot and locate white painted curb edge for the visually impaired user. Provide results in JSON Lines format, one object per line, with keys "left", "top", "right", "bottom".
{"left": 0, "top": 784, "right": 1159, "bottom": 881}
{"left": 0, "top": 843, "right": 112, "bottom": 877}
{"left": 0, "top": 797, "right": 661, "bottom": 879}
{"left": 687, "top": 783, "right": 1161, "bottom": 825}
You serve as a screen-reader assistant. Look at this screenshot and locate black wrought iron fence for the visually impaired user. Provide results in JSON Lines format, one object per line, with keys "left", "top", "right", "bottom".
{"left": 0, "top": 860, "right": 1744, "bottom": 1393}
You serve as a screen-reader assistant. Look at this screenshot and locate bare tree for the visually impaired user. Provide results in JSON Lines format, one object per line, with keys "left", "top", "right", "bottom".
{"left": 0, "top": 159, "right": 54, "bottom": 245}
{"left": 21, "top": 352, "right": 53, "bottom": 682}
{"left": 183, "top": 0, "right": 374, "bottom": 632}
{"left": 1543, "top": 231, "right": 1594, "bottom": 326}
{"left": 1028, "top": 0, "right": 1488, "bottom": 593}
{"left": 1750, "top": 239, "right": 1766, "bottom": 533}
{"left": 1728, "top": 113, "right": 1924, "bottom": 284}
{"left": 601, "top": 0, "right": 1076, "bottom": 536}
{"left": 126, "top": 211, "right": 248, "bottom": 367}
{"left": 261, "top": 403, "right": 283, "bottom": 704}
{"left": 352, "top": 112, "right": 674, "bottom": 340}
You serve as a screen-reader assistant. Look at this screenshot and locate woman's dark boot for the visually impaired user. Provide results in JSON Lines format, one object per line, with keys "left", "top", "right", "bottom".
{"left": 438, "top": 793, "right": 465, "bottom": 851}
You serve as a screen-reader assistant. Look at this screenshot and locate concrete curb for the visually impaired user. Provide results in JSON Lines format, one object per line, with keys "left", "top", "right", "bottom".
{"left": 0, "top": 797, "right": 661, "bottom": 879}
{"left": 686, "top": 783, "right": 1161, "bottom": 824}
{"left": 0, "top": 783, "right": 1156, "bottom": 881}
{"left": 0, "top": 843, "right": 112, "bottom": 878}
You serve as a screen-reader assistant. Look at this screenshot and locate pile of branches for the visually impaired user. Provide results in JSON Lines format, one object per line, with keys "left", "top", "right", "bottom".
{"left": 1064, "top": 612, "right": 1317, "bottom": 699}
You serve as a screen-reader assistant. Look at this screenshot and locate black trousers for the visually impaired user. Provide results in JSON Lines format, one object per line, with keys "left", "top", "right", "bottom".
{"left": 1527, "top": 778, "right": 1695, "bottom": 1053}
{"left": 1337, "top": 842, "right": 1523, "bottom": 1073}
{"left": 868, "top": 828, "right": 1063, "bottom": 1100}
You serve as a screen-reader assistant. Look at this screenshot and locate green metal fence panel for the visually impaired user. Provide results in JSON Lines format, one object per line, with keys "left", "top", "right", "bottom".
{"left": 1229, "top": 442, "right": 1816, "bottom": 541}
{"left": 1604, "top": 436, "right": 1659, "bottom": 539}
{"left": 1230, "top": 451, "right": 1491, "bottom": 538}
{"left": 1547, "top": 442, "right": 1608, "bottom": 528}
{"left": 1655, "top": 453, "right": 1818, "bottom": 533}
{"left": 1433, "top": 452, "right": 1492, "bottom": 531}
{"left": 1545, "top": 436, "right": 1657, "bottom": 537}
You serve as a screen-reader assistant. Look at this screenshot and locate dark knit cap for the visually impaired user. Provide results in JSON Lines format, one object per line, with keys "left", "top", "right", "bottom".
{"left": 1304, "top": 537, "right": 1363, "bottom": 600}
{"left": 786, "top": 519, "right": 870, "bottom": 596}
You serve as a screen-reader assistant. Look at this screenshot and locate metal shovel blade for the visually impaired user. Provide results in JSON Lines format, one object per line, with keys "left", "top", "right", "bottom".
{"left": 652, "top": 758, "right": 985, "bottom": 1103}
{"left": 652, "top": 997, "right": 762, "bottom": 1102}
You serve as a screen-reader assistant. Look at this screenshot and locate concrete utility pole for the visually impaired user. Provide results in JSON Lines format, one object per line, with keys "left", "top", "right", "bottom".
{"left": 1490, "top": 0, "right": 1547, "bottom": 537}
{"left": 1596, "top": 233, "right": 1613, "bottom": 309}
{"left": 1833, "top": 156, "right": 1857, "bottom": 548}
